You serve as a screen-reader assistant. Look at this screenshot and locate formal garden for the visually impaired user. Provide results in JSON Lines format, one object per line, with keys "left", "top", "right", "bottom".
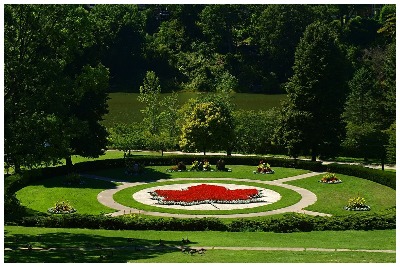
{"left": 4, "top": 154, "right": 396, "bottom": 263}
{"left": 4, "top": 3, "right": 396, "bottom": 264}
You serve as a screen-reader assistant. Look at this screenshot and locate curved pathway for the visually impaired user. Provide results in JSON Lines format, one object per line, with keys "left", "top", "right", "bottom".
{"left": 82, "top": 172, "right": 330, "bottom": 218}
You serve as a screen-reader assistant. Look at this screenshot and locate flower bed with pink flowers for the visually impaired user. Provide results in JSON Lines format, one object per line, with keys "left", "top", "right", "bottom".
{"left": 148, "top": 184, "right": 265, "bottom": 206}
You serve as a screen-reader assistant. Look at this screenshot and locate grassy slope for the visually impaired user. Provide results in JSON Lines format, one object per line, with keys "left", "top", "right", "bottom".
{"left": 102, "top": 92, "right": 286, "bottom": 127}
{"left": 287, "top": 174, "right": 396, "bottom": 215}
{"left": 4, "top": 226, "right": 396, "bottom": 263}
{"left": 15, "top": 177, "right": 117, "bottom": 215}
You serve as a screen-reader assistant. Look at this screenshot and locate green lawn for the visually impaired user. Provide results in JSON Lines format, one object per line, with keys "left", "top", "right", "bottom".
{"left": 103, "top": 92, "right": 286, "bottom": 127}
{"left": 4, "top": 226, "right": 396, "bottom": 263}
{"left": 15, "top": 177, "right": 118, "bottom": 215}
{"left": 287, "top": 174, "right": 396, "bottom": 216}
{"left": 15, "top": 166, "right": 395, "bottom": 217}
{"left": 88, "top": 165, "right": 310, "bottom": 182}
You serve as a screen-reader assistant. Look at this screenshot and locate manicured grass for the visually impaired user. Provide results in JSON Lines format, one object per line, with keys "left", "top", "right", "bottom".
{"left": 4, "top": 226, "right": 396, "bottom": 263}
{"left": 287, "top": 174, "right": 396, "bottom": 216}
{"left": 113, "top": 179, "right": 301, "bottom": 215}
{"left": 15, "top": 177, "right": 118, "bottom": 215}
{"left": 103, "top": 92, "right": 286, "bottom": 127}
{"left": 88, "top": 165, "right": 310, "bottom": 182}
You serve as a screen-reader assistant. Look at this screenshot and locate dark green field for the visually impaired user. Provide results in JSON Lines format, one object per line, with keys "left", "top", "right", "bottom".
{"left": 102, "top": 92, "right": 286, "bottom": 127}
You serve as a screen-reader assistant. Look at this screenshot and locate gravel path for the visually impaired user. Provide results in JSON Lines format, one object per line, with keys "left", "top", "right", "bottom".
{"left": 81, "top": 171, "right": 331, "bottom": 218}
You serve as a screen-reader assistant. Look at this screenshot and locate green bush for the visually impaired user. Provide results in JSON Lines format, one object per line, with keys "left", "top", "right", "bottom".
{"left": 18, "top": 209, "right": 395, "bottom": 233}
{"left": 326, "top": 163, "right": 395, "bottom": 189}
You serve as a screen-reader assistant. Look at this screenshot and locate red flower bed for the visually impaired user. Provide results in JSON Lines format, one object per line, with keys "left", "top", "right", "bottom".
{"left": 151, "top": 184, "right": 261, "bottom": 204}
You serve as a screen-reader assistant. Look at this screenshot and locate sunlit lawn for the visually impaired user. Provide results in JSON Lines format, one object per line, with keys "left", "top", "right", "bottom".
{"left": 4, "top": 226, "right": 395, "bottom": 263}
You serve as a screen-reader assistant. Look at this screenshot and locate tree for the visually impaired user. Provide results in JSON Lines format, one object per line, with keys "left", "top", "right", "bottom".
{"left": 138, "top": 71, "right": 163, "bottom": 135}
{"left": 281, "top": 21, "right": 350, "bottom": 161}
{"left": 137, "top": 71, "right": 180, "bottom": 155}
{"left": 341, "top": 66, "right": 384, "bottom": 161}
{"left": 179, "top": 98, "right": 234, "bottom": 155}
{"left": 4, "top": 5, "right": 110, "bottom": 171}
{"left": 255, "top": 5, "right": 315, "bottom": 82}
{"left": 233, "top": 109, "right": 280, "bottom": 154}
{"left": 385, "top": 122, "right": 396, "bottom": 164}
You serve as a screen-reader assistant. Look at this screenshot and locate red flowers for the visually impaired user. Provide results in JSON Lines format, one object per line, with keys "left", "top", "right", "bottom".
{"left": 150, "top": 184, "right": 262, "bottom": 205}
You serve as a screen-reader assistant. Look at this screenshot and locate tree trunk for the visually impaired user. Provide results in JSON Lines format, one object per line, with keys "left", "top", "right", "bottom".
{"left": 66, "top": 156, "right": 73, "bottom": 173}
{"left": 311, "top": 147, "right": 317, "bottom": 162}
{"left": 161, "top": 149, "right": 164, "bottom": 156}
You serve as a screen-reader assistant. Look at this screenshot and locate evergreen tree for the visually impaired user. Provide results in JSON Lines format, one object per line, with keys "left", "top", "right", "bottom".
{"left": 342, "top": 66, "right": 385, "bottom": 161}
{"left": 280, "top": 21, "right": 350, "bottom": 161}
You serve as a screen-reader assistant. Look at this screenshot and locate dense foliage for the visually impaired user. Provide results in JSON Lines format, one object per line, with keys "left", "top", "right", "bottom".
{"left": 18, "top": 210, "right": 396, "bottom": 233}
{"left": 4, "top": 4, "right": 396, "bottom": 170}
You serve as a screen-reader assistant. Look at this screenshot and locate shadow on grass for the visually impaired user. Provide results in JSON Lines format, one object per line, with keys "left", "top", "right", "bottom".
{"left": 86, "top": 167, "right": 173, "bottom": 183}
{"left": 4, "top": 231, "right": 194, "bottom": 263}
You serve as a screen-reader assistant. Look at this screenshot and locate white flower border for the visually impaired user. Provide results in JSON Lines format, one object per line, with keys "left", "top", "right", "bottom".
{"left": 318, "top": 179, "right": 342, "bottom": 184}
{"left": 344, "top": 205, "right": 371, "bottom": 211}
{"left": 148, "top": 189, "right": 265, "bottom": 206}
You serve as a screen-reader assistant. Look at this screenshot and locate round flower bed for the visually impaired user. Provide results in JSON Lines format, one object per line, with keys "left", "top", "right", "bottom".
{"left": 319, "top": 172, "right": 342, "bottom": 184}
{"left": 344, "top": 196, "right": 371, "bottom": 211}
{"left": 47, "top": 200, "right": 77, "bottom": 214}
{"left": 148, "top": 184, "right": 265, "bottom": 206}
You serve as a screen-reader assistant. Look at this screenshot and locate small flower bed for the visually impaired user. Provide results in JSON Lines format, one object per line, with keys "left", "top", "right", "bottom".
{"left": 166, "top": 161, "right": 187, "bottom": 172}
{"left": 48, "top": 200, "right": 77, "bottom": 214}
{"left": 189, "top": 159, "right": 214, "bottom": 172}
{"left": 344, "top": 196, "right": 371, "bottom": 211}
{"left": 149, "top": 184, "right": 264, "bottom": 206}
{"left": 319, "top": 172, "right": 342, "bottom": 184}
{"left": 253, "top": 160, "right": 274, "bottom": 174}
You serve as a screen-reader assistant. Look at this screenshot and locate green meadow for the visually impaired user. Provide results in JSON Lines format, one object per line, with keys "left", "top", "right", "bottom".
{"left": 102, "top": 92, "right": 286, "bottom": 127}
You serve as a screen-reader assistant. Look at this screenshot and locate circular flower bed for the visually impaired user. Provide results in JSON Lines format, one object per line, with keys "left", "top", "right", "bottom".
{"left": 48, "top": 200, "right": 77, "bottom": 214}
{"left": 148, "top": 184, "right": 265, "bottom": 206}
{"left": 319, "top": 172, "right": 342, "bottom": 184}
{"left": 344, "top": 196, "right": 371, "bottom": 211}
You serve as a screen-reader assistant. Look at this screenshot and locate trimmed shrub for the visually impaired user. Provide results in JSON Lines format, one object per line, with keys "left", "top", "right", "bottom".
{"left": 17, "top": 210, "right": 395, "bottom": 233}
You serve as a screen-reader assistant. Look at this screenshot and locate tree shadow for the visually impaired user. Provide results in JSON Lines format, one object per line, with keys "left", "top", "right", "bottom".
{"left": 85, "top": 167, "right": 173, "bottom": 183}
{"left": 4, "top": 231, "right": 197, "bottom": 263}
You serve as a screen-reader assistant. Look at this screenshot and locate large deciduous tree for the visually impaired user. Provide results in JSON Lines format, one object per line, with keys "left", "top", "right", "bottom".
{"left": 179, "top": 98, "right": 234, "bottom": 155}
{"left": 279, "top": 21, "right": 350, "bottom": 161}
{"left": 255, "top": 5, "right": 315, "bottom": 82}
{"left": 4, "top": 5, "right": 110, "bottom": 171}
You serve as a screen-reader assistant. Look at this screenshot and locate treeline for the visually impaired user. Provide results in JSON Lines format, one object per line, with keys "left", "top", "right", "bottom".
{"left": 4, "top": 4, "right": 396, "bottom": 172}
{"left": 82, "top": 4, "right": 393, "bottom": 94}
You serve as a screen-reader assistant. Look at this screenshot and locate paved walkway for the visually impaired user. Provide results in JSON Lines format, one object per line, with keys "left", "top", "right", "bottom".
{"left": 82, "top": 171, "right": 331, "bottom": 218}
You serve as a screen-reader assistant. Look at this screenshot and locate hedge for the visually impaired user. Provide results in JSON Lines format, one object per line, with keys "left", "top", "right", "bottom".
{"left": 326, "top": 163, "right": 396, "bottom": 190}
{"left": 18, "top": 210, "right": 395, "bottom": 233}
